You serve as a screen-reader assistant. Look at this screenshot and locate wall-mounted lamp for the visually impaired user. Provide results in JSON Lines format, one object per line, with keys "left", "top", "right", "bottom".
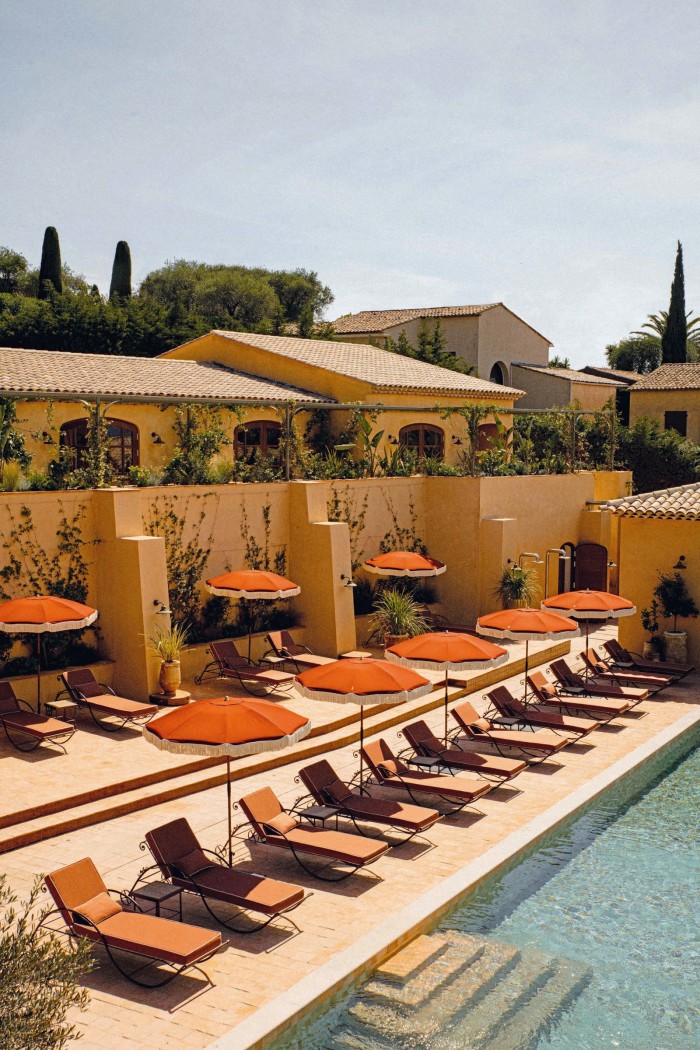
{"left": 41, "top": 431, "right": 54, "bottom": 444}
{"left": 452, "top": 437, "right": 463, "bottom": 446}
{"left": 153, "top": 599, "right": 172, "bottom": 615}
{"left": 518, "top": 552, "right": 542, "bottom": 569}
{"left": 340, "top": 574, "right": 357, "bottom": 589}
{"left": 673, "top": 555, "right": 687, "bottom": 570}
{"left": 151, "top": 432, "right": 164, "bottom": 445}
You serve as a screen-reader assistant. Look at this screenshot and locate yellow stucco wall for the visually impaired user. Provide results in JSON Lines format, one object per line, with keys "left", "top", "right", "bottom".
{"left": 477, "top": 306, "right": 550, "bottom": 382}
{"left": 615, "top": 516, "right": 700, "bottom": 662}
{"left": 511, "top": 367, "right": 617, "bottom": 411}
{"left": 629, "top": 388, "right": 700, "bottom": 442}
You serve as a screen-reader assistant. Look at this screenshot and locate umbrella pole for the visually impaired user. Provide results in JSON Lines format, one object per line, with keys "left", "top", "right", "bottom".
{"left": 36, "top": 635, "right": 42, "bottom": 714}
{"left": 444, "top": 669, "right": 449, "bottom": 744}
{"left": 359, "top": 707, "right": 364, "bottom": 785}
{"left": 226, "top": 756, "right": 232, "bottom": 867}
{"left": 247, "top": 600, "right": 253, "bottom": 663}
{"left": 523, "top": 639, "right": 529, "bottom": 704}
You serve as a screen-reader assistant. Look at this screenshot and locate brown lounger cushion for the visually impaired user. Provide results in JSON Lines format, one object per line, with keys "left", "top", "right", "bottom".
{"left": 2, "top": 711, "right": 72, "bottom": 738}
{"left": 282, "top": 826, "right": 388, "bottom": 866}
{"left": 325, "top": 779, "right": 354, "bottom": 803}
{"left": 175, "top": 849, "right": 213, "bottom": 877}
{"left": 189, "top": 867, "right": 304, "bottom": 914}
{"left": 344, "top": 796, "right": 439, "bottom": 831}
{"left": 486, "top": 727, "right": 570, "bottom": 750}
{"left": 75, "top": 892, "right": 122, "bottom": 925}
{"left": 266, "top": 813, "right": 298, "bottom": 835}
{"left": 80, "top": 911, "right": 222, "bottom": 966}
{"left": 396, "top": 770, "right": 491, "bottom": 801}
{"left": 87, "top": 694, "right": 157, "bottom": 717}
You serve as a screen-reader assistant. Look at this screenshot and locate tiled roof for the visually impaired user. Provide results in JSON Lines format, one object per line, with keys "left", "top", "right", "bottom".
{"left": 600, "top": 482, "right": 700, "bottom": 520}
{"left": 332, "top": 305, "right": 500, "bottom": 333}
{"left": 629, "top": 363, "right": 700, "bottom": 391}
{"left": 512, "top": 363, "right": 624, "bottom": 386}
{"left": 0, "top": 347, "right": 331, "bottom": 403}
{"left": 579, "top": 366, "right": 641, "bottom": 384}
{"left": 211, "top": 330, "right": 523, "bottom": 399}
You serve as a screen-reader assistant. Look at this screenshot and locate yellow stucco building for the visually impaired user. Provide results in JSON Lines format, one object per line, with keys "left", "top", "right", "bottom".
{"left": 628, "top": 363, "right": 700, "bottom": 443}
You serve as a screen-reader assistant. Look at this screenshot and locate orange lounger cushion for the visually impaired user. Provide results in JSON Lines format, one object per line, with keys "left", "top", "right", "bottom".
{"left": 392, "top": 770, "right": 491, "bottom": 801}
{"left": 2, "top": 711, "right": 73, "bottom": 738}
{"left": 485, "top": 727, "right": 570, "bottom": 751}
{"left": 88, "top": 694, "right": 157, "bottom": 717}
{"left": 281, "top": 825, "right": 388, "bottom": 866}
{"left": 342, "top": 796, "right": 439, "bottom": 832}
{"left": 76, "top": 911, "right": 222, "bottom": 967}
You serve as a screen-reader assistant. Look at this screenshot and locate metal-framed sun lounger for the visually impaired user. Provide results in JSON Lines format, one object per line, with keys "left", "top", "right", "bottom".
{"left": 361, "top": 738, "right": 492, "bottom": 813}
{"left": 44, "top": 857, "right": 223, "bottom": 988}
{"left": 297, "top": 758, "right": 441, "bottom": 843}
{"left": 263, "top": 631, "right": 336, "bottom": 672}
{"left": 238, "top": 786, "right": 389, "bottom": 882}
{"left": 603, "top": 638, "right": 693, "bottom": 680}
{"left": 581, "top": 649, "right": 670, "bottom": 693}
{"left": 450, "top": 701, "right": 573, "bottom": 761}
{"left": 194, "top": 640, "right": 295, "bottom": 696}
{"left": 59, "top": 669, "right": 157, "bottom": 732}
{"left": 486, "top": 686, "right": 600, "bottom": 738}
{"left": 401, "top": 719, "right": 527, "bottom": 782}
{"left": 0, "top": 681, "right": 75, "bottom": 752}
{"left": 549, "top": 659, "right": 648, "bottom": 706}
{"left": 142, "top": 818, "right": 306, "bottom": 934}
{"left": 527, "top": 671, "right": 631, "bottom": 721}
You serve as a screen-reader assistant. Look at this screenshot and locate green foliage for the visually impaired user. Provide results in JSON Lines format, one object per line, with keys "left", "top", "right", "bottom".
{"left": 147, "top": 621, "right": 190, "bottom": 662}
{"left": 0, "top": 461, "right": 23, "bottom": 491}
{"left": 605, "top": 335, "right": 661, "bottom": 374}
{"left": 641, "top": 599, "right": 660, "bottom": 637}
{"left": 0, "top": 874, "right": 92, "bottom": 1050}
{"left": 66, "top": 404, "right": 114, "bottom": 489}
{"left": 615, "top": 417, "right": 699, "bottom": 493}
{"left": 549, "top": 355, "right": 571, "bottom": 368}
{"left": 127, "top": 465, "right": 164, "bottom": 487}
{"left": 0, "top": 398, "right": 29, "bottom": 465}
{"left": 379, "top": 493, "right": 427, "bottom": 555}
{"left": 385, "top": 321, "right": 474, "bottom": 374}
{"left": 109, "top": 240, "right": 132, "bottom": 299}
{"left": 0, "top": 247, "right": 30, "bottom": 294}
{"left": 653, "top": 570, "right": 699, "bottom": 632}
{"left": 38, "top": 226, "right": 62, "bottom": 297}
{"left": 327, "top": 485, "right": 369, "bottom": 572}
{"left": 162, "top": 405, "right": 228, "bottom": 485}
{"left": 493, "top": 564, "right": 540, "bottom": 608}
{"left": 237, "top": 499, "right": 293, "bottom": 633}
{"left": 369, "top": 587, "right": 428, "bottom": 638}
{"left": 146, "top": 493, "right": 218, "bottom": 629}
{"left": 661, "top": 242, "right": 688, "bottom": 364}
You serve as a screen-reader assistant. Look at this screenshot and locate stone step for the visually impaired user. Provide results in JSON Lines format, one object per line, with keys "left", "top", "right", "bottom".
{"left": 374, "top": 933, "right": 449, "bottom": 985}
{"left": 478, "top": 956, "right": 593, "bottom": 1050}
{"left": 433, "top": 946, "right": 557, "bottom": 1048}
{"left": 361, "top": 931, "right": 483, "bottom": 1009}
{"left": 333, "top": 1024, "right": 396, "bottom": 1049}
{"left": 350, "top": 934, "right": 520, "bottom": 1040}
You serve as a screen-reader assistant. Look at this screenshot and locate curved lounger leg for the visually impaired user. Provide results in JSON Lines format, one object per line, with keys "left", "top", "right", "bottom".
{"left": 281, "top": 841, "right": 368, "bottom": 883}
{"left": 196, "top": 893, "right": 280, "bottom": 934}
{"left": 3, "top": 723, "right": 42, "bottom": 752}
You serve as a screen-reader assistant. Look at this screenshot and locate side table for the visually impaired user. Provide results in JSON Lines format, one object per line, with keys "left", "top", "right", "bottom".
{"left": 149, "top": 689, "right": 191, "bottom": 707}
{"left": 131, "top": 882, "right": 183, "bottom": 921}
{"left": 45, "top": 698, "right": 78, "bottom": 724}
{"left": 296, "top": 804, "right": 340, "bottom": 829}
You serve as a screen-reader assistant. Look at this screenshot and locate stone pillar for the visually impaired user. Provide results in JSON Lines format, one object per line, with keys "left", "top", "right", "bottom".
{"left": 478, "top": 517, "right": 519, "bottom": 619}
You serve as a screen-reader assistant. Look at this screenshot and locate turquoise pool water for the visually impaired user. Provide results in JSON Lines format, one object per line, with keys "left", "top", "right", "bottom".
{"left": 276, "top": 734, "right": 700, "bottom": 1050}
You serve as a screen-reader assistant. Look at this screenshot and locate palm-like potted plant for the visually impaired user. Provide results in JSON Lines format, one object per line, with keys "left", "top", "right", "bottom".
{"left": 653, "top": 569, "right": 698, "bottom": 663}
{"left": 493, "top": 565, "right": 540, "bottom": 609}
{"left": 147, "top": 622, "right": 190, "bottom": 699}
{"left": 369, "top": 588, "right": 428, "bottom": 649}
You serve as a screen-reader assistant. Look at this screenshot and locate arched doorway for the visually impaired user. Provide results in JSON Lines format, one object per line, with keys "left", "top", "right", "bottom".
{"left": 489, "top": 362, "right": 506, "bottom": 385}
{"left": 60, "top": 417, "right": 139, "bottom": 474}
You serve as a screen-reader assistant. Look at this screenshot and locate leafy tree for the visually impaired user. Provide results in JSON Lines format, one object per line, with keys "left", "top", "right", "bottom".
{"left": 549, "top": 355, "right": 571, "bottom": 368}
{"left": 109, "top": 240, "right": 132, "bottom": 299}
{"left": 605, "top": 335, "right": 661, "bottom": 374}
{"left": 268, "top": 268, "right": 334, "bottom": 321}
{"left": 386, "top": 322, "right": 474, "bottom": 374}
{"left": 0, "top": 874, "right": 92, "bottom": 1050}
{"left": 615, "top": 416, "right": 699, "bottom": 492}
{"left": 0, "top": 247, "right": 29, "bottom": 294}
{"left": 38, "top": 227, "right": 62, "bottom": 298}
{"left": 653, "top": 571, "right": 699, "bottom": 632}
{"left": 662, "top": 241, "right": 688, "bottom": 363}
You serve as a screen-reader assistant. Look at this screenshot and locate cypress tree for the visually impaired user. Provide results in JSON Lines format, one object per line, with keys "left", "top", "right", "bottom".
{"left": 109, "top": 240, "right": 132, "bottom": 299}
{"left": 661, "top": 241, "right": 687, "bottom": 363}
{"left": 38, "top": 226, "right": 62, "bottom": 298}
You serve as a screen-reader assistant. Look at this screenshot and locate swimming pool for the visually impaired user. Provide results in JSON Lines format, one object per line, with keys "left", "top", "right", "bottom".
{"left": 274, "top": 732, "right": 699, "bottom": 1049}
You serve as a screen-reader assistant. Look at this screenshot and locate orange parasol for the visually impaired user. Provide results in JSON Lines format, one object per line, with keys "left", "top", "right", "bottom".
{"left": 0, "top": 595, "right": 98, "bottom": 712}
{"left": 144, "top": 695, "right": 310, "bottom": 864}
{"left": 363, "top": 551, "right": 446, "bottom": 577}
{"left": 296, "top": 658, "right": 431, "bottom": 781}
{"left": 205, "top": 570, "right": 301, "bottom": 661}
{"left": 386, "top": 631, "right": 509, "bottom": 741}
{"left": 542, "top": 590, "right": 636, "bottom": 675}
{"left": 476, "top": 607, "right": 579, "bottom": 701}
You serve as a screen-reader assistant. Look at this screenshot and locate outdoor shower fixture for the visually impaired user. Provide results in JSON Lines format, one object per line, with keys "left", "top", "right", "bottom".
{"left": 518, "top": 552, "right": 542, "bottom": 569}
{"left": 153, "top": 599, "right": 172, "bottom": 615}
{"left": 544, "top": 548, "right": 570, "bottom": 597}
{"left": 340, "top": 574, "right": 357, "bottom": 588}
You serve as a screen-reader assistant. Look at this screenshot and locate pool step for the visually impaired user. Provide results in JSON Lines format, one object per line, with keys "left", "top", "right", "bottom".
{"left": 360, "top": 931, "right": 485, "bottom": 1009}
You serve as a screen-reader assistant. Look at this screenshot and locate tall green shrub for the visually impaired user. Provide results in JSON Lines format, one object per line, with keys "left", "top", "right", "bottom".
{"left": 38, "top": 226, "right": 62, "bottom": 298}
{"left": 661, "top": 241, "right": 688, "bottom": 363}
{"left": 109, "top": 240, "right": 132, "bottom": 299}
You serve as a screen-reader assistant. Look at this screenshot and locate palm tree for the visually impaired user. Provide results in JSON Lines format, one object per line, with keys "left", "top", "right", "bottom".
{"left": 632, "top": 310, "right": 700, "bottom": 355}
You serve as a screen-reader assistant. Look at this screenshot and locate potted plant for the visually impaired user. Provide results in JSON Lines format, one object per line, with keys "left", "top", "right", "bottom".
{"left": 653, "top": 569, "right": 699, "bottom": 663}
{"left": 493, "top": 565, "right": 540, "bottom": 609}
{"left": 640, "top": 600, "right": 664, "bottom": 661}
{"left": 369, "top": 588, "right": 428, "bottom": 649}
{"left": 147, "top": 622, "right": 190, "bottom": 700}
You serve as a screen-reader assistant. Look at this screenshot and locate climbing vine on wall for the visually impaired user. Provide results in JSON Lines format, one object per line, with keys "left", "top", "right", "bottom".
{"left": 145, "top": 493, "right": 219, "bottom": 627}
{"left": 327, "top": 485, "right": 369, "bottom": 572}
{"left": 238, "top": 498, "right": 294, "bottom": 633}
{"left": 379, "top": 492, "right": 428, "bottom": 555}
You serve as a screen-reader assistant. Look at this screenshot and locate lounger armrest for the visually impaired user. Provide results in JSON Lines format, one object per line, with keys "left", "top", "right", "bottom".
{"left": 15, "top": 698, "right": 35, "bottom": 713}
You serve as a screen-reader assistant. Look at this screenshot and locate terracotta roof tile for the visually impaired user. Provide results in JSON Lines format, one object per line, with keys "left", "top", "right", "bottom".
{"left": 211, "top": 330, "right": 523, "bottom": 399}
{"left": 332, "top": 305, "right": 499, "bottom": 334}
{"left": 579, "top": 366, "right": 642, "bottom": 384}
{"left": 630, "top": 363, "right": 700, "bottom": 391}
{"left": 512, "top": 363, "right": 624, "bottom": 386}
{"left": 0, "top": 347, "right": 331, "bottom": 403}
{"left": 600, "top": 482, "right": 700, "bottom": 520}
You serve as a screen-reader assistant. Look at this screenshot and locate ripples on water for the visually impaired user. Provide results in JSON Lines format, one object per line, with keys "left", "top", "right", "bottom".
{"left": 275, "top": 742, "right": 700, "bottom": 1050}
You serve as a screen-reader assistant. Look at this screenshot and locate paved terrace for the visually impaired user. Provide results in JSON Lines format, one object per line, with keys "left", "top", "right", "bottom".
{"left": 1, "top": 625, "right": 698, "bottom": 1050}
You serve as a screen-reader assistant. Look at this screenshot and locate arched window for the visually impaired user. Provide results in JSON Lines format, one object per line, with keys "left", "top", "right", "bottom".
{"left": 489, "top": 362, "right": 506, "bottom": 385}
{"left": 398, "top": 423, "right": 444, "bottom": 460}
{"left": 234, "top": 420, "right": 282, "bottom": 462}
{"left": 60, "top": 418, "right": 139, "bottom": 474}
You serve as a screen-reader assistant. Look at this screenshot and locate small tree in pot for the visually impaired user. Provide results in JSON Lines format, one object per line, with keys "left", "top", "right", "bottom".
{"left": 653, "top": 568, "right": 698, "bottom": 663}
{"left": 369, "top": 588, "right": 428, "bottom": 649}
{"left": 640, "top": 599, "right": 664, "bottom": 660}
{"left": 493, "top": 565, "right": 540, "bottom": 609}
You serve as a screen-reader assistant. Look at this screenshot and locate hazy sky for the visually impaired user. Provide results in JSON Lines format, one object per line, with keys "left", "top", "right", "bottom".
{"left": 3, "top": 1, "right": 699, "bottom": 366}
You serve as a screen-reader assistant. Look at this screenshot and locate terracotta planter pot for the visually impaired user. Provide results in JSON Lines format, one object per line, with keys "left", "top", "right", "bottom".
{"left": 642, "top": 641, "right": 656, "bottom": 661}
{"left": 385, "top": 633, "right": 409, "bottom": 649}
{"left": 159, "top": 660, "right": 181, "bottom": 697}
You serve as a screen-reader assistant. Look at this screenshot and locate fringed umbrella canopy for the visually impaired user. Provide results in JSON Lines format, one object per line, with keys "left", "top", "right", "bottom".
{"left": 363, "top": 551, "right": 446, "bottom": 578}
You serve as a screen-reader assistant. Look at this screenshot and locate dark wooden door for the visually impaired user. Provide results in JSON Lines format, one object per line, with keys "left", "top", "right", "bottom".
{"left": 573, "top": 543, "right": 608, "bottom": 591}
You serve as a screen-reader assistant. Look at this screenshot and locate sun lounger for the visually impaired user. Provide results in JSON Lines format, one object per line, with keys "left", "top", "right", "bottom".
{"left": 581, "top": 648, "right": 670, "bottom": 693}
{"left": 401, "top": 719, "right": 527, "bottom": 782}
{"left": 297, "top": 758, "right": 441, "bottom": 842}
{"left": 603, "top": 638, "right": 693, "bottom": 679}
{"left": 263, "top": 631, "right": 336, "bottom": 672}
{"left": 238, "top": 786, "right": 389, "bottom": 881}
{"left": 549, "top": 659, "right": 648, "bottom": 707}
{"left": 194, "top": 640, "right": 295, "bottom": 695}
{"left": 44, "top": 857, "right": 222, "bottom": 987}
{"left": 486, "top": 685, "right": 600, "bottom": 738}
{"left": 59, "top": 669, "right": 157, "bottom": 732}
{"left": 0, "top": 681, "right": 75, "bottom": 752}
{"left": 144, "top": 817, "right": 306, "bottom": 933}
{"left": 450, "top": 701, "right": 572, "bottom": 760}
{"left": 361, "top": 738, "right": 492, "bottom": 811}
{"left": 527, "top": 671, "right": 631, "bottom": 721}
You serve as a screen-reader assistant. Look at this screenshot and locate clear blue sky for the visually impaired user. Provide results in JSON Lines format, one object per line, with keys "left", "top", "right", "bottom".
{"left": 2, "top": 0, "right": 699, "bottom": 366}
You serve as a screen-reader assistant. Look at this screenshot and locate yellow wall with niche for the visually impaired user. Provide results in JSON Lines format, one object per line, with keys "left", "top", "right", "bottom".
{"left": 629, "top": 389, "right": 700, "bottom": 443}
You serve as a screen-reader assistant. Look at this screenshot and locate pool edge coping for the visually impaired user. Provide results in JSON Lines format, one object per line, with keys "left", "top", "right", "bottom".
{"left": 207, "top": 706, "right": 700, "bottom": 1050}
